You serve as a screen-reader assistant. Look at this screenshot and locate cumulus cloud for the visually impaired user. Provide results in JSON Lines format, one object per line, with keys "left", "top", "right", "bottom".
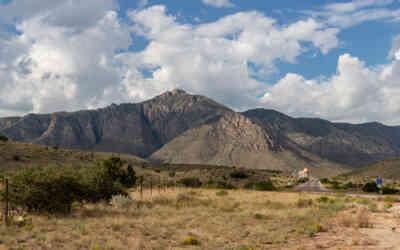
{"left": 0, "top": 0, "right": 132, "bottom": 115}
{"left": 202, "top": 0, "right": 235, "bottom": 8}
{"left": 121, "top": 6, "right": 339, "bottom": 110}
{"left": 2, "top": 1, "right": 400, "bottom": 125}
{"left": 260, "top": 51, "right": 400, "bottom": 124}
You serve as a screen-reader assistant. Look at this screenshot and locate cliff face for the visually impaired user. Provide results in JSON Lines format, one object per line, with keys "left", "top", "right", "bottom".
{"left": 1, "top": 90, "right": 400, "bottom": 172}
{"left": 0, "top": 90, "right": 230, "bottom": 158}
{"left": 242, "top": 109, "right": 400, "bottom": 168}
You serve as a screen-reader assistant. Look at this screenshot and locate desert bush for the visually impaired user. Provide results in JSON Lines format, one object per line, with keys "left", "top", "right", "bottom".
{"left": 343, "top": 182, "right": 354, "bottom": 189}
{"left": 0, "top": 134, "right": 8, "bottom": 142}
{"left": 244, "top": 180, "right": 276, "bottom": 191}
{"left": 253, "top": 213, "right": 270, "bottom": 220}
{"left": 316, "top": 196, "right": 330, "bottom": 203}
{"left": 297, "top": 177, "right": 309, "bottom": 184}
{"left": 216, "top": 190, "right": 228, "bottom": 196}
{"left": 168, "top": 171, "right": 176, "bottom": 177}
{"left": 230, "top": 170, "right": 248, "bottom": 179}
{"left": 203, "top": 180, "right": 235, "bottom": 189}
{"left": 382, "top": 187, "right": 399, "bottom": 195}
{"left": 110, "top": 194, "right": 135, "bottom": 208}
{"left": 320, "top": 178, "right": 330, "bottom": 184}
{"left": 382, "top": 196, "right": 400, "bottom": 203}
{"left": 362, "top": 182, "right": 379, "bottom": 193}
{"left": 1, "top": 157, "right": 134, "bottom": 213}
{"left": 3, "top": 165, "right": 84, "bottom": 213}
{"left": 103, "top": 157, "right": 136, "bottom": 188}
{"left": 179, "top": 177, "right": 202, "bottom": 188}
{"left": 183, "top": 237, "right": 199, "bottom": 246}
{"left": 296, "top": 198, "right": 313, "bottom": 208}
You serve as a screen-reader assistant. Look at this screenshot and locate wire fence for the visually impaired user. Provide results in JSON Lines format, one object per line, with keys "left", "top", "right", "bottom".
{"left": 0, "top": 174, "right": 192, "bottom": 227}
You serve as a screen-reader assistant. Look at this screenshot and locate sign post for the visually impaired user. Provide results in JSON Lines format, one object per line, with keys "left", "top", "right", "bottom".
{"left": 376, "top": 177, "right": 383, "bottom": 194}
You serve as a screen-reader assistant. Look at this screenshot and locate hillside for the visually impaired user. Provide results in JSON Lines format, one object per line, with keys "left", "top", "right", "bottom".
{"left": 342, "top": 158, "right": 400, "bottom": 179}
{"left": 0, "top": 140, "right": 145, "bottom": 172}
{"left": 1, "top": 90, "right": 400, "bottom": 174}
{"left": 151, "top": 112, "right": 346, "bottom": 177}
{"left": 0, "top": 90, "right": 230, "bottom": 158}
{"left": 243, "top": 109, "right": 400, "bottom": 168}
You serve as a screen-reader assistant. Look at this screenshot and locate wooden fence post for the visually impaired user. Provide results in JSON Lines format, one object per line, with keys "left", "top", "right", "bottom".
{"left": 158, "top": 176, "right": 161, "bottom": 195}
{"left": 140, "top": 176, "right": 143, "bottom": 200}
{"left": 4, "top": 178, "right": 9, "bottom": 227}
{"left": 150, "top": 176, "right": 153, "bottom": 198}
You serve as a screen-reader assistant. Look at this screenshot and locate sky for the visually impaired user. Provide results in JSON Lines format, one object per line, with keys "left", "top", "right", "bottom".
{"left": 1, "top": 0, "right": 400, "bottom": 125}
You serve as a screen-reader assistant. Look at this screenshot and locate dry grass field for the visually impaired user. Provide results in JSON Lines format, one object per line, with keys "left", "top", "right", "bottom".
{"left": 1, "top": 188, "right": 400, "bottom": 250}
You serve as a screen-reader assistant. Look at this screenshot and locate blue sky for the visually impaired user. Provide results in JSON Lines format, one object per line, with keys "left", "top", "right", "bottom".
{"left": 1, "top": 0, "right": 400, "bottom": 124}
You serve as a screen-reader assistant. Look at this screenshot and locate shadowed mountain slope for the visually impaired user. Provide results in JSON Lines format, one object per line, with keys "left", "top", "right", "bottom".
{"left": 243, "top": 109, "right": 400, "bottom": 168}
{"left": 1, "top": 90, "right": 400, "bottom": 174}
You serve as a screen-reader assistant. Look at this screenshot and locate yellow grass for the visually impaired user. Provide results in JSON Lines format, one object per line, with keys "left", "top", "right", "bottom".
{"left": 0, "top": 188, "right": 387, "bottom": 250}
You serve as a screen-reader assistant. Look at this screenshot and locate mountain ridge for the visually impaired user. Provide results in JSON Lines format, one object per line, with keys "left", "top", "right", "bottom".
{"left": 1, "top": 89, "right": 400, "bottom": 174}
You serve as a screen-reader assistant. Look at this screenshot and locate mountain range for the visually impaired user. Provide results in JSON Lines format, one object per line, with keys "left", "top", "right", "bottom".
{"left": 1, "top": 89, "right": 400, "bottom": 176}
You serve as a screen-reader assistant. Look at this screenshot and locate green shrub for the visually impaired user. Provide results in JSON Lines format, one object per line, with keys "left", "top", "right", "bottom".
{"left": 179, "top": 177, "right": 202, "bottom": 188}
{"left": 382, "top": 187, "right": 399, "bottom": 195}
{"left": 3, "top": 165, "right": 84, "bottom": 213}
{"left": 297, "top": 177, "right": 309, "bottom": 184}
{"left": 0, "top": 134, "right": 8, "bottom": 142}
{"left": 216, "top": 190, "right": 228, "bottom": 196}
{"left": 230, "top": 171, "right": 248, "bottom": 179}
{"left": 362, "top": 182, "right": 379, "bottom": 193}
{"left": 1, "top": 157, "right": 134, "bottom": 213}
{"left": 244, "top": 180, "right": 276, "bottom": 191}
{"left": 320, "top": 178, "right": 330, "bottom": 184}
{"left": 103, "top": 157, "right": 136, "bottom": 188}
{"left": 203, "top": 180, "right": 235, "bottom": 189}
{"left": 343, "top": 182, "right": 353, "bottom": 189}
{"left": 183, "top": 237, "right": 199, "bottom": 245}
{"left": 317, "top": 196, "right": 329, "bottom": 203}
{"left": 168, "top": 171, "right": 176, "bottom": 178}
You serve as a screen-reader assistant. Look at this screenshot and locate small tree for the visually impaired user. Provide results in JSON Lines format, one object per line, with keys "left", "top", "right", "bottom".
{"left": 0, "top": 134, "right": 8, "bottom": 142}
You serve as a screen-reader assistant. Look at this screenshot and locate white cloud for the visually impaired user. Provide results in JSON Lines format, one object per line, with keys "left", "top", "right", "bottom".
{"left": 202, "top": 0, "right": 235, "bottom": 8}
{"left": 389, "top": 35, "right": 400, "bottom": 60}
{"left": 0, "top": 0, "right": 118, "bottom": 29}
{"left": 122, "top": 6, "right": 339, "bottom": 110}
{"left": 324, "top": 0, "right": 393, "bottom": 13}
{"left": 2, "top": 2, "right": 400, "bottom": 126}
{"left": 260, "top": 51, "right": 400, "bottom": 125}
{"left": 307, "top": 0, "right": 400, "bottom": 28}
{"left": 0, "top": 1, "right": 132, "bottom": 115}
{"left": 0, "top": 3, "right": 340, "bottom": 117}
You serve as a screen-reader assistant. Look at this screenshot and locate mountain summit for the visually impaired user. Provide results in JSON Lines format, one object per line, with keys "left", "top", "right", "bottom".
{"left": 1, "top": 90, "right": 400, "bottom": 175}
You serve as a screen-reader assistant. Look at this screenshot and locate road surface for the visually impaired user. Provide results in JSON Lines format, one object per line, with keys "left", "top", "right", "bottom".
{"left": 295, "top": 178, "right": 330, "bottom": 192}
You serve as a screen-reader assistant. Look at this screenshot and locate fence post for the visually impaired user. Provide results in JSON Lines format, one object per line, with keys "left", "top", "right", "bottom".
{"left": 158, "top": 176, "right": 161, "bottom": 195}
{"left": 150, "top": 176, "right": 153, "bottom": 198}
{"left": 4, "top": 178, "right": 9, "bottom": 227}
{"left": 140, "top": 176, "right": 143, "bottom": 200}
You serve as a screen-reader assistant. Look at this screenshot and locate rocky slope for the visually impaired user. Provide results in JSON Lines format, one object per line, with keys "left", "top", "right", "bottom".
{"left": 1, "top": 90, "right": 400, "bottom": 173}
{"left": 243, "top": 109, "right": 400, "bottom": 168}
{"left": 150, "top": 111, "right": 345, "bottom": 176}
{"left": 0, "top": 90, "right": 230, "bottom": 158}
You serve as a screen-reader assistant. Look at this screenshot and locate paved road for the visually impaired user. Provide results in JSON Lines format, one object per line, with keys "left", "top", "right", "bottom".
{"left": 295, "top": 178, "right": 330, "bottom": 193}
